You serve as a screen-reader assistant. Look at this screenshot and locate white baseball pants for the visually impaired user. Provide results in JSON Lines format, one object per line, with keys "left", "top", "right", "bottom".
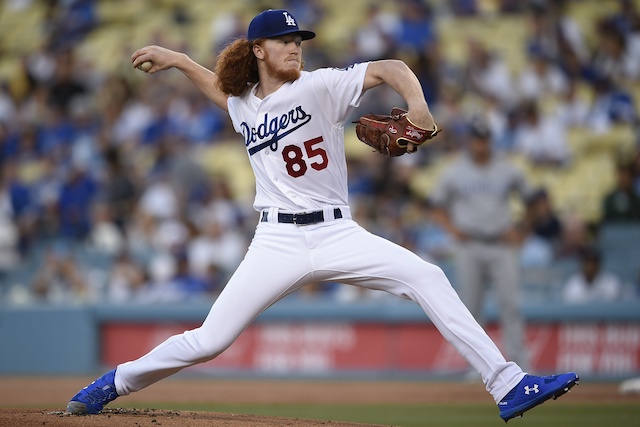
{"left": 115, "top": 208, "right": 525, "bottom": 402}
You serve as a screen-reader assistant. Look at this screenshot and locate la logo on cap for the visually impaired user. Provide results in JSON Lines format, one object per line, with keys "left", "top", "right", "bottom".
{"left": 283, "top": 11, "right": 296, "bottom": 26}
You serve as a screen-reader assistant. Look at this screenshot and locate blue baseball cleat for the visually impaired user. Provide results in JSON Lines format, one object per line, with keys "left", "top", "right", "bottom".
{"left": 67, "top": 369, "right": 119, "bottom": 415}
{"left": 499, "top": 372, "right": 579, "bottom": 422}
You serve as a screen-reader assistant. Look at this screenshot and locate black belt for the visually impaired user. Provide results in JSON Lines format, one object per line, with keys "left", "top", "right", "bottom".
{"left": 261, "top": 208, "right": 343, "bottom": 225}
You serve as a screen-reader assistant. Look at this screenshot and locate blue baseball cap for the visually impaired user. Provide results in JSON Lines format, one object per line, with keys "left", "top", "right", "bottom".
{"left": 248, "top": 9, "right": 315, "bottom": 42}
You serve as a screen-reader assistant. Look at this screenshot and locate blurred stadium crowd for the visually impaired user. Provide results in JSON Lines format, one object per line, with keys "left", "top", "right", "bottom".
{"left": 0, "top": 0, "right": 639, "bottom": 305}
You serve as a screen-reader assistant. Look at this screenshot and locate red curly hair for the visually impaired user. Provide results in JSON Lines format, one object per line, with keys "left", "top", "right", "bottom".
{"left": 215, "top": 38, "right": 259, "bottom": 97}
{"left": 215, "top": 37, "right": 305, "bottom": 97}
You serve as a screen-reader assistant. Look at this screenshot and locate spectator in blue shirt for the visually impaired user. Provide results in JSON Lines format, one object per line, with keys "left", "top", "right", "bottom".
{"left": 57, "top": 166, "right": 97, "bottom": 240}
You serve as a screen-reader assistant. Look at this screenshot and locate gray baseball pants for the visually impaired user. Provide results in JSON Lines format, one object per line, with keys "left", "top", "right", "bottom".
{"left": 454, "top": 240, "right": 528, "bottom": 370}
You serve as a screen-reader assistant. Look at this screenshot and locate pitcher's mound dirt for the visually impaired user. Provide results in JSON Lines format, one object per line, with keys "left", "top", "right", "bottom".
{"left": 0, "top": 408, "right": 384, "bottom": 427}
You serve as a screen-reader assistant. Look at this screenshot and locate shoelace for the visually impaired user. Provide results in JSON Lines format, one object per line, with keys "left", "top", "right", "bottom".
{"left": 81, "top": 385, "right": 117, "bottom": 405}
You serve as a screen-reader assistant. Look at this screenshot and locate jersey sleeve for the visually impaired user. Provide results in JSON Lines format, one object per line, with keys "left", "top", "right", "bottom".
{"left": 226, "top": 96, "right": 242, "bottom": 134}
{"left": 311, "top": 62, "right": 369, "bottom": 125}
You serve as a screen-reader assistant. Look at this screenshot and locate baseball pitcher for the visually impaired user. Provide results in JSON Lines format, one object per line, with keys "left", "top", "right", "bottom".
{"left": 67, "top": 9, "right": 577, "bottom": 422}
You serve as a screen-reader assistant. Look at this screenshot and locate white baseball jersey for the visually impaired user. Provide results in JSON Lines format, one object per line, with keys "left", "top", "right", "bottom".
{"left": 227, "top": 63, "right": 369, "bottom": 212}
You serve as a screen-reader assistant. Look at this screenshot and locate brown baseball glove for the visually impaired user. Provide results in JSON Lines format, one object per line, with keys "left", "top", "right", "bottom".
{"left": 354, "top": 107, "right": 441, "bottom": 157}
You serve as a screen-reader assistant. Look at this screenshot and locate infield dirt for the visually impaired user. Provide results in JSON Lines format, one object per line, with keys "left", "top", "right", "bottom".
{"left": 0, "top": 377, "right": 635, "bottom": 426}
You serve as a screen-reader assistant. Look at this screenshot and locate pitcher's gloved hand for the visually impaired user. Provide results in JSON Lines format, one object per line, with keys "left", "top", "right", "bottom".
{"left": 354, "top": 107, "right": 441, "bottom": 156}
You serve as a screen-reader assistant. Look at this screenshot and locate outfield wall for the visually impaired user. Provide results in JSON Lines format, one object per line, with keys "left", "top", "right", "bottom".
{"left": 1, "top": 299, "right": 639, "bottom": 379}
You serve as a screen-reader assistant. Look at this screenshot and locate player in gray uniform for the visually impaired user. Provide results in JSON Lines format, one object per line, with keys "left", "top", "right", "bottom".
{"left": 66, "top": 9, "right": 576, "bottom": 422}
{"left": 431, "top": 120, "right": 531, "bottom": 370}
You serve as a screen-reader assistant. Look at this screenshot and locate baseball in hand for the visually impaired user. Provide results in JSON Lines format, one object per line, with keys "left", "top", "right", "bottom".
{"left": 137, "top": 61, "right": 152, "bottom": 72}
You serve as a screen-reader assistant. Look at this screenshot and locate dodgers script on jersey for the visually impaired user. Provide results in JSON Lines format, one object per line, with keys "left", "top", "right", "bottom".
{"left": 227, "top": 63, "right": 369, "bottom": 212}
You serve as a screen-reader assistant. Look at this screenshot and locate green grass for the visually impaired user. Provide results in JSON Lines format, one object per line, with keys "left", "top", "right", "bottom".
{"left": 125, "top": 402, "right": 640, "bottom": 427}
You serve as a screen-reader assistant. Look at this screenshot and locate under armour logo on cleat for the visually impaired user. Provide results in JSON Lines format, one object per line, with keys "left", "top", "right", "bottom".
{"left": 524, "top": 384, "right": 539, "bottom": 395}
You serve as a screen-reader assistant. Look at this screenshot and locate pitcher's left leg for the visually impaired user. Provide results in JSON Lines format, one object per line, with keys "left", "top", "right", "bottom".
{"left": 311, "top": 221, "right": 524, "bottom": 403}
